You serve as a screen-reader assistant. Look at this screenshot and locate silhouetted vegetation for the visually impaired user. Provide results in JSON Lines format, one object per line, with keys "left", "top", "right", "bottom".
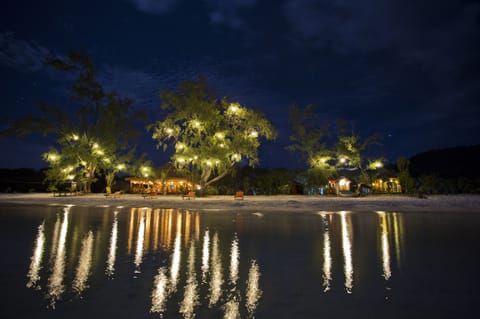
{"left": 0, "top": 168, "right": 48, "bottom": 193}
{"left": 409, "top": 145, "right": 480, "bottom": 194}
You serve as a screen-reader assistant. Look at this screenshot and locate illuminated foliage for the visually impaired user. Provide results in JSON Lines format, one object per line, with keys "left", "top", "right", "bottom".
{"left": 149, "top": 79, "right": 276, "bottom": 191}
{"left": 288, "top": 106, "right": 384, "bottom": 187}
{"left": 335, "top": 120, "right": 384, "bottom": 184}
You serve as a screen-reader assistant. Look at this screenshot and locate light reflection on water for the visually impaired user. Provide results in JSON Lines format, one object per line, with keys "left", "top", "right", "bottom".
{"left": 47, "top": 207, "right": 69, "bottom": 308}
{"left": 318, "top": 212, "right": 332, "bottom": 292}
{"left": 230, "top": 235, "right": 240, "bottom": 285}
{"left": 19, "top": 205, "right": 457, "bottom": 318}
{"left": 245, "top": 259, "right": 262, "bottom": 317}
{"left": 134, "top": 209, "right": 146, "bottom": 273}
{"left": 378, "top": 211, "right": 392, "bottom": 281}
{"left": 208, "top": 232, "right": 223, "bottom": 307}
{"left": 340, "top": 211, "right": 354, "bottom": 293}
{"left": 105, "top": 211, "right": 118, "bottom": 277}
{"left": 201, "top": 229, "right": 210, "bottom": 283}
{"left": 20, "top": 206, "right": 262, "bottom": 318}
{"left": 26, "top": 221, "right": 45, "bottom": 290}
{"left": 151, "top": 267, "right": 169, "bottom": 314}
{"left": 169, "top": 211, "right": 182, "bottom": 292}
{"left": 179, "top": 240, "right": 199, "bottom": 319}
{"left": 23, "top": 207, "right": 407, "bottom": 316}
{"left": 72, "top": 230, "right": 94, "bottom": 295}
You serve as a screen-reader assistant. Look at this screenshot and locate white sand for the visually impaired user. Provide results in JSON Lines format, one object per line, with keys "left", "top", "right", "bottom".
{"left": 1, "top": 193, "right": 479, "bottom": 212}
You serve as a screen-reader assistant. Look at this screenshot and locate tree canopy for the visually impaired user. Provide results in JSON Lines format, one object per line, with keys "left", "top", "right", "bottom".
{"left": 335, "top": 119, "right": 383, "bottom": 183}
{"left": 149, "top": 78, "right": 277, "bottom": 192}
{"left": 287, "top": 104, "right": 334, "bottom": 168}
{"left": 287, "top": 105, "right": 384, "bottom": 185}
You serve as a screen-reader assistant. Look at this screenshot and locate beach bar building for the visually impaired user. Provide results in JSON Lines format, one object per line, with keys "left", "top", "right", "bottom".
{"left": 126, "top": 177, "right": 197, "bottom": 194}
{"left": 328, "top": 175, "right": 402, "bottom": 195}
{"left": 371, "top": 177, "right": 402, "bottom": 193}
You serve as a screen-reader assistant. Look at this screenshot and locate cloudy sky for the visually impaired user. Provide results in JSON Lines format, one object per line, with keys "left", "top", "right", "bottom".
{"left": 1, "top": 0, "right": 479, "bottom": 169}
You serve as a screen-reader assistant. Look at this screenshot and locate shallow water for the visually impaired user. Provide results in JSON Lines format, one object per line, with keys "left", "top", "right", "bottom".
{"left": 1, "top": 204, "right": 479, "bottom": 318}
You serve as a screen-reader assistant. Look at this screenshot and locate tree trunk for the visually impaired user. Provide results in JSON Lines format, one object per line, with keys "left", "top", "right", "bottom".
{"left": 83, "top": 164, "right": 96, "bottom": 193}
{"left": 105, "top": 173, "right": 115, "bottom": 189}
{"left": 199, "top": 167, "right": 212, "bottom": 196}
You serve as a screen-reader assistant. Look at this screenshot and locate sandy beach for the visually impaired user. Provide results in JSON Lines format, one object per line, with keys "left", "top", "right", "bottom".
{"left": 1, "top": 192, "right": 479, "bottom": 212}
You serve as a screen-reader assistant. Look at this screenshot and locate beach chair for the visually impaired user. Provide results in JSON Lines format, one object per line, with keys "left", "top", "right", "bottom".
{"left": 142, "top": 191, "right": 157, "bottom": 199}
{"left": 234, "top": 191, "right": 244, "bottom": 200}
{"left": 182, "top": 191, "right": 196, "bottom": 200}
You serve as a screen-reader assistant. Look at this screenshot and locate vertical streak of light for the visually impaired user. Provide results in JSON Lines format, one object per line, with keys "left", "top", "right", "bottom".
{"left": 180, "top": 240, "right": 199, "bottom": 319}
{"left": 209, "top": 232, "right": 223, "bottom": 306}
{"left": 170, "top": 212, "right": 182, "bottom": 292}
{"left": 106, "top": 211, "right": 119, "bottom": 277}
{"left": 127, "top": 208, "right": 136, "bottom": 254}
{"left": 245, "top": 259, "right": 262, "bottom": 317}
{"left": 26, "top": 221, "right": 46, "bottom": 290}
{"left": 72, "top": 230, "right": 94, "bottom": 295}
{"left": 144, "top": 208, "right": 152, "bottom": 252}
{"left": 230, "top": 235, "right": 240, "bottom": 285}
{"left": 184, "top": 211, "right": 191, "bottom": 246}
{"left": 340, "top": 211, "right": 353, "bottom": 293}
{"left": 134, "top": 210, "right": 145, "bottom": 273}
{"left": 49, "top": 214, "right": 61, "bottom": 262}
{"left": 166, "top": 210, "right": 173, "bottom": 249}
{"left": 159, "top": 209, "right": 166, "bottom": 248}
{"left": 377, "top": 212, "right": 391, "bottom": 280}
{"left": 321, "top": 215, "right": 332, "bottom": 292}
{"left": 150, "top": 267, "right": 169, "bottom": 315}
{"left": 393, "top": 213, "right": 404, "bottom": 270}
{"left": 195, "top": 213, "right": 200, "bottom": 241}
{"left": 224, "top": 234, "right": 241, "bottom": 319}
{"left": 47, "top": 208, "right": 69, "bottom": 308}
{"left": 201, "top": 229, "right": 210, "bottom": 283}
{"left": 153, "top": 209, "right": 160, "bottom": 251}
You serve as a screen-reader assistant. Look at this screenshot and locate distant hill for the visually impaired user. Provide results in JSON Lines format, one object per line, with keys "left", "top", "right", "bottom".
{"left": 409, "top": 145, "right": 480, "bottom": 178}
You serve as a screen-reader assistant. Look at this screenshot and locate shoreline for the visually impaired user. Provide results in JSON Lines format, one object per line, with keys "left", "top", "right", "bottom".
{"left": 1, "top": 193, "right": 479, "bottom": 212}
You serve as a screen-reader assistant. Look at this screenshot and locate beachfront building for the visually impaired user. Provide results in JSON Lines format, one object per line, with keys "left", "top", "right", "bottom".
{"left": 332, "top": 176, "right": 365, "bottom": 196}
{"left": 336, "top": 176, "right": 351, "bottom": 192}
{"left": 126, "top": 177, "right": 198, "bottom": 194}
{"left": 328, "top": 175, "right": 402, "bottom": 196}
{"left": 371, "top": 177, "right": 402, "bottom": 193}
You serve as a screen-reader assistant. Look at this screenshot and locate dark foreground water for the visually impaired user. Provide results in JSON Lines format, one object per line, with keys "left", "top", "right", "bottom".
{"left": 1, "top": 204, "right": 479, "bottom": 318}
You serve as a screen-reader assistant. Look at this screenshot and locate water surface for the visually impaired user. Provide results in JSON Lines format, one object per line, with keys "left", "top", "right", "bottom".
{"left": 1, "top": 204, "right": 479, "bottom": 318}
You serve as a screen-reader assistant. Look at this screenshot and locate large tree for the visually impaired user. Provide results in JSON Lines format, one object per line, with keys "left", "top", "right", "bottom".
{"left": 287, "top": 104, "right": 334, "bottom": 167}
{"left": 2, "top": 51, "right": 147, "bottom": 192}
{"left": 287, "top": 105, "right": 384, "bottom": 188}
{"left": 335, "top": 120, "right": 384, "bottom": 184}
{"left": 149, "top": 79, "right": 276, "bottom": 193}
{"left": 286, "top": 104, "right": 335, "bottom": 187}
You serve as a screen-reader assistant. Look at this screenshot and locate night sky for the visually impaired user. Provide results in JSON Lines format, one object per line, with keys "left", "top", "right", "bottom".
{"left": 1, "top": 0, "right": 479, "bottom": 170}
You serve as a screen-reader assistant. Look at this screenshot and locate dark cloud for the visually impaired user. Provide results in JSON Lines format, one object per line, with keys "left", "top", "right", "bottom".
{"left": 206, "top": 0, "right": 257, "bottom": 29}
{"left": 0, "top": 32, "right": 50, "bottom": 72}
{"left": 127, "top": 0, "right": 179, "bottom": 14}
{"left": 281, "top": 0, "right": 480, "bottom": 140}
{"left": 99, "top": 65, "right": 161, "bottom": 110}
{"left": 126, "top": 0, "right": 258, "bottom": 30}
